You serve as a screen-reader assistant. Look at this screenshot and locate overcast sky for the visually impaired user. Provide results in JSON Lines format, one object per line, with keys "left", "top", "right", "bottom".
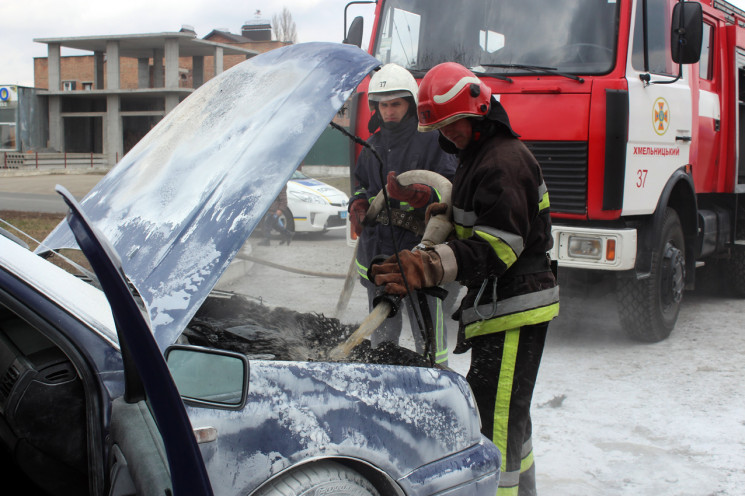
{"left": 4, "top": 0, "right": 745, "bottom": 88}
{"left": 0, "top": 0, "right": 376, "bottom": 87}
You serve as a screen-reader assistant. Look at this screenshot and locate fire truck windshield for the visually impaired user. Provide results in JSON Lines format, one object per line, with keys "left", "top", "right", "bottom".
{"left": 373, "top": 0, "right": 620, "bottom": 76}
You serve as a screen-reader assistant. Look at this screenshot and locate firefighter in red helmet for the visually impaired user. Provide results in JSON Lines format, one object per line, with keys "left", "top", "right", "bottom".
{"left": 372, "top": 62, "right": 559, "bottom": 496}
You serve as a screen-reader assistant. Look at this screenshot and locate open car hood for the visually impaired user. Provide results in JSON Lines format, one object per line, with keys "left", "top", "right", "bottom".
{"left": 39, "top": 43, "right": 379, "bottom": 352}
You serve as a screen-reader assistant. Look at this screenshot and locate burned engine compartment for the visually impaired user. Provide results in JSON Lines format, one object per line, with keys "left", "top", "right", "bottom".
{"left": 182, "top": 292, "right": 432, "bottom": 367}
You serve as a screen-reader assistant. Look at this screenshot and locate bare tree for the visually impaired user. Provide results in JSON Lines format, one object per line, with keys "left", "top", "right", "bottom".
{"left": 272, "top": 6, "right": 297, "bottom": 43}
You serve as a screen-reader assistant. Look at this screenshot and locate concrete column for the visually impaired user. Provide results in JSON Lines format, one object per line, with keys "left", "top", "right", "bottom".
{"left": 164, "top": 38, "right": 180, "bottom": 88}
{"left": 48, "top": 96, "right": 63, "bottom": 151}
{"left": 138, "top": 57, "right": 150, "bottom": 88}
{"left": 192, "top": 56, "right": 204, "bottom": 88}
{"left": 153, "top": 49, "right": 164, "bottom": 87}
{"left": 165, "top": 95, "right": 180, "bottom": 114}
{"left": 105, "top": 94, "right": 122, "bottom": 166}
{"left": 94, "top": 51, "right": 104, "bottom": 89}
{"left": 106, "top": 40, "right": 120, "bottom": 89}
{"left": 214, "top": 47, "right": 224, "bottom": 76}
{"left": 47, "top": 43, "right": 61, "bottom": 91}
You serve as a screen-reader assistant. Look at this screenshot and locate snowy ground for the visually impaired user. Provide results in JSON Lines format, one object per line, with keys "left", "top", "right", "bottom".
{"left": 531, "top": 275, "right": 745, "bottom": 496}
{"left": 220, "top": 227, "right": 745, "bottom": 496}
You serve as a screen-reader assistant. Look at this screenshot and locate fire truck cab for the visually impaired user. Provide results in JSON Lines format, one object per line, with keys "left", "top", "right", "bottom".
{"left": 345, "top": 0, "right": 745, "bottom": 342}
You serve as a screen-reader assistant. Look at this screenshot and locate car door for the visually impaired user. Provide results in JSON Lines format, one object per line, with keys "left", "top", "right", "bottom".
{"left": 59, "top": 186, "right": 213, "bottom": 496}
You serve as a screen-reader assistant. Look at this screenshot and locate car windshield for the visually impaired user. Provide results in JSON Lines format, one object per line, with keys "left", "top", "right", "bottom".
{"left": 373, "top": 0, "right": 620, "bottom": 75}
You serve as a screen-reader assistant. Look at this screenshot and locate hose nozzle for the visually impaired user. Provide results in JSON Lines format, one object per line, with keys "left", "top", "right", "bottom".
{"left": 372, "top": 288, "right": 401, "bottom": 318}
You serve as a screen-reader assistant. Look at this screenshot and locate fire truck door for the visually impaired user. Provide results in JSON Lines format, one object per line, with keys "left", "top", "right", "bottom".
{"left": 624, "top": 0, "right": 693, "bottom": 216}
{"left": 693, "top": 18, "right": 723, "bottom": 192}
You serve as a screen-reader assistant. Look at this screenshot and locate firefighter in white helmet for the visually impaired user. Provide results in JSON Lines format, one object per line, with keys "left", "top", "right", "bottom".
{"left": 372, "top": 62, "right": 559, "bottom": 496}
{"left": 348, "top": 63, "right": 456, "bottom": 364}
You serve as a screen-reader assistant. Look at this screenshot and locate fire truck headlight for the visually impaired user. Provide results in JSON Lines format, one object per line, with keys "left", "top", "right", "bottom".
{"left": 568, "top": 236, "right": 603, "bottom": 260}
{"left": 606, "top": 239, "right": 616, "bottom": 261}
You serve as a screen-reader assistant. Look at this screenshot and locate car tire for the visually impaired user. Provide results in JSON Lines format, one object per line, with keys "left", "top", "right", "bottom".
{"left": 253, "top": 461, "right": 380, "bottom": 496}
{"left": 617, "top": 207, "right": 684, "bottom": 342}
{"left": 278, "top": 206, "right": 295, "bottom": 234}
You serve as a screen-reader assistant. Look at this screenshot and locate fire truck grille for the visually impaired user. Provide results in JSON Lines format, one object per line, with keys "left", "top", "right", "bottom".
{"left": 524, "top": 141, "right": 588, "bottom": 215}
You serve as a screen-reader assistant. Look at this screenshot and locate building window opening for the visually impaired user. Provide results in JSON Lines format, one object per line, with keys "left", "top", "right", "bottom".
{"left": 0, "top": 123, "right": 16, "bottom": 150}
{"left": 123, "top": 115, "right": 161, "bottom": 155}
{"left": 63, "top": 116, "right": 102, "bottom": 153}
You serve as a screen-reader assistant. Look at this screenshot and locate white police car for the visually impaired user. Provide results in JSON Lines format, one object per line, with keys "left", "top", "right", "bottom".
{"left": 285, "top": 170, "right": 348, "bottom": 233}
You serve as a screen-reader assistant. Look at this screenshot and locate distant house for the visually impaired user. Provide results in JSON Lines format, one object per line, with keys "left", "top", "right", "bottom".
{"left": 24, "top": 19, "right": 352, "bottom": 172}
{"left": 32, "top": 22, "right": 289, "bottom": 165}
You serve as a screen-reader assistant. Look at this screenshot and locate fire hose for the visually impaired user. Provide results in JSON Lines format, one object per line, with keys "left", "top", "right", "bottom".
{"left": 327, "top": 170, "right": 453, "bottom": 361}
{"left": 235, "top": 252, "right": 347, "bottom": 279}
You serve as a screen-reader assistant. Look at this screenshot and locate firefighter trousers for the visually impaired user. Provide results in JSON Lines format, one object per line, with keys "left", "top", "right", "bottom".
{"left": 467, "top": 323, "right": 548, "bottom": 496}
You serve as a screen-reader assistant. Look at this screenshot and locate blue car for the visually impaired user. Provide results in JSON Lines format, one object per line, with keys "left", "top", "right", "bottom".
{"left": 0, "top": 43, "right": 500, "bottom": 495}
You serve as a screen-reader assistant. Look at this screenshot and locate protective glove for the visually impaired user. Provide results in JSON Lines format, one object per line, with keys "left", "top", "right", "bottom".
{"left": 425, "top": 202, "right": 449, "bottom": 225}
{"left": 371, "top": 249, "right": 444, "bottom": 296}
{"left": 349, "top": 198, "right": 369, "bottom": 236}
{"left": 386, "top": 171, "right": 433, "bottom": 209}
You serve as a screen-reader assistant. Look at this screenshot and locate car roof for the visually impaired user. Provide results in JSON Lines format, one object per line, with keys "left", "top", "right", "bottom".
{"left": 0, "top": 235, "right": 118, "bottom": 347}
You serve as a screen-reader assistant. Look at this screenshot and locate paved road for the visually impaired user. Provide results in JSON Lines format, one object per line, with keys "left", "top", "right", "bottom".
{"left": 0, "top": 171, "right": 104, "bottom": 212}
{"left": 0, "top": 191, "right": 79, "bottom": 213}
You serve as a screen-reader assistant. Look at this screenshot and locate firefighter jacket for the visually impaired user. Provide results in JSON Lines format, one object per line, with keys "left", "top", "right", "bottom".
{"left": 352, "top": 115, "right": 456, "bottom": 283}
{"left": 444, "top": 131, "right": 559, "bottom": 338}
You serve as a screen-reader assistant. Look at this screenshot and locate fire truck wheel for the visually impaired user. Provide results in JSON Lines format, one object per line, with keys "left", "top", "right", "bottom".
{"left": 728, "top": 204, "right": 745, "bottom": 297}
{"left": 617, "top": 208, "right": 684, "bottom": 342}
{"left": 253, "top": 460, "right": 380, "bottom": 496}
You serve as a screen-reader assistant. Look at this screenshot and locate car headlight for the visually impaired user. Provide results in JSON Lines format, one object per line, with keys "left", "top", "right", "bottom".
{"left": 289, "top": 190, "right": 328, "bottom": 205}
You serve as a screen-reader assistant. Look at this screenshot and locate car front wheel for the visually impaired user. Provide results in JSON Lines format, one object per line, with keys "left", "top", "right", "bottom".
{"left": 276, "top": 206, "right": 295, "bottom": 234}
{"left": 254, "top": 461, "right": 380, "bottom": 496}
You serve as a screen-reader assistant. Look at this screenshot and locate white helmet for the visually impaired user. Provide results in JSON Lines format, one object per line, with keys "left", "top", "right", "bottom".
{"left": 367, "top": 63, "right": 419, "bottom": 105}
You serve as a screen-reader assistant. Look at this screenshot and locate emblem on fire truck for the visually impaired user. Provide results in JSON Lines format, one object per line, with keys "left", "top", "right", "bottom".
{"left": 653, "top": 97, "right": 670, "bottom": 135}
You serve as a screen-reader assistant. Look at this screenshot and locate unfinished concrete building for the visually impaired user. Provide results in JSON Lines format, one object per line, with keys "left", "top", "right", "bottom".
{"left": 34, "top": 30, "right": 259, "bottom": 165}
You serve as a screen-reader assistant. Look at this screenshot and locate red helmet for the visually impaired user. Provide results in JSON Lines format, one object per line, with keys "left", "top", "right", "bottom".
{"left": 417, "top": 63, "right": 492, "bottom": 132}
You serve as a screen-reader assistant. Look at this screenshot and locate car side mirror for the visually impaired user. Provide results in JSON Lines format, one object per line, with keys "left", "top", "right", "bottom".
{"left": 166, "top": 345, "right": 249, "bottom": 409}
{"left": 344, "top": 16, "right": 364, "bottom": 47}
{"left": 671, "top": 1, "right": 703, "bottom": 64}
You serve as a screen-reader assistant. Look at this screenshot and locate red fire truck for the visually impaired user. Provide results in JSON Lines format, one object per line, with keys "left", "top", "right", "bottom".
{"left": 344, "top": 0, "right": 745, "bottom": 342}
